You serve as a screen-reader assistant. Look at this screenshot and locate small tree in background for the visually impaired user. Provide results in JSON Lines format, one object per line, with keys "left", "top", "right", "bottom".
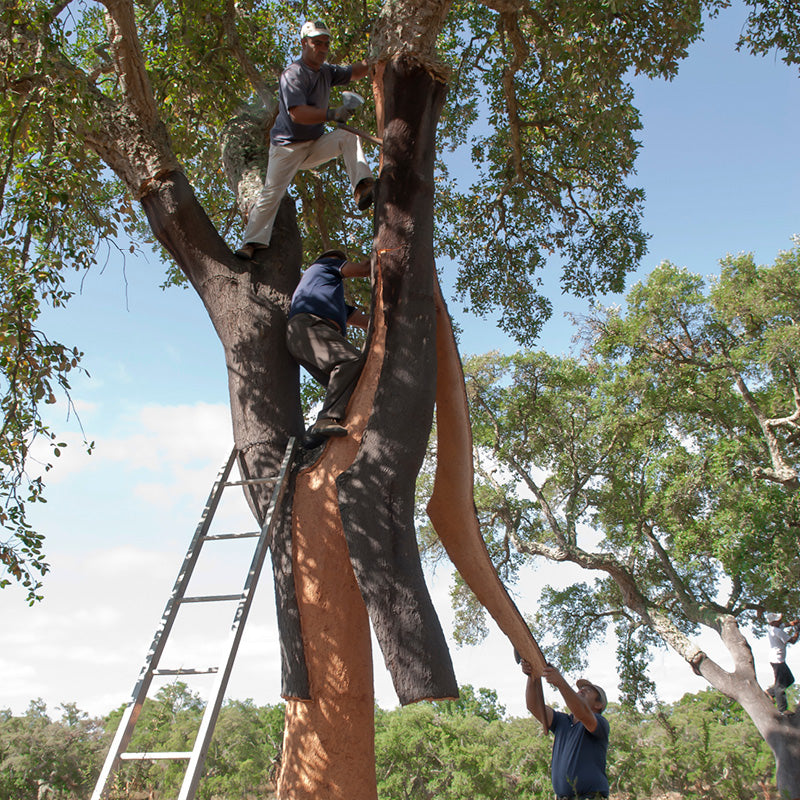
{"left": 0, "top": 700, "right": 105, "bottom": 799}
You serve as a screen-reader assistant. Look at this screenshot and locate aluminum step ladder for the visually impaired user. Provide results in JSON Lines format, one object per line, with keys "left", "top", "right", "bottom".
{"left": 91, "top": 437, "right": 297, "bottom": 800}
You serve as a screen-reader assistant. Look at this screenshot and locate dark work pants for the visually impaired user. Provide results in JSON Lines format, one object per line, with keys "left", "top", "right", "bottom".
{"left": 286, "top": 313, "right": 365, "bottom": 423}
{"left": 770, "top": 662, "right": 795, "bottom": 713}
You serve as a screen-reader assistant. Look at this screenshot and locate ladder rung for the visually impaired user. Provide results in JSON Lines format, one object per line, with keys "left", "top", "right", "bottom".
{"left": 181, "top": 594, "right": 241, "bottom": 603}
{"left": 203, "top": 532, "right": 260, "bottom": 541}
{"left": 153, "top": 667, "right": 219, "bottom": 676}
{"left": 224, "top": 476, "right": 277, "bottom": 487}
{"left": 121, "top": 751, "right": 192, "bottom": 760}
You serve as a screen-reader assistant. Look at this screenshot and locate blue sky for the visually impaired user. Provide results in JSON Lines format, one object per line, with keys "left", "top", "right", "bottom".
{"left": 2, "top": 2, "right": 799, "bottom": 722}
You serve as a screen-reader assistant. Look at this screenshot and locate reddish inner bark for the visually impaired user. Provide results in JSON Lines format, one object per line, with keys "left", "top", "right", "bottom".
{"left": 278, "top": 275, "right": 388, "bottom": 800}
{"left": 427, "top": 275, "right": 547, "bottom": 674}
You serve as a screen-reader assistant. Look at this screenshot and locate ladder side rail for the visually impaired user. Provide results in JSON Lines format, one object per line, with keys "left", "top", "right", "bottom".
{"left": 130, "top": 447, "right": 240, "bottom": 689}
{"left": 91, "top": 448, "right": 239, "bottom": 800}
{"left": 236, "top": 448, "right": 279, "bottom": 529}
{"left": 177, "top": 437, "right": 297, "bottom": 800}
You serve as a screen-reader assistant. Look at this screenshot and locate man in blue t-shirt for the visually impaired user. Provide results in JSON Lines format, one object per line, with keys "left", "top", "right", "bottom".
{"left": 236, "top": 20, "right": 375, "bottom": 259}
{"left": 520, "top": 659, "right": 610, "bottom": 800}
{"left": 287, "top": 249, "right": 370, "bottom": 445}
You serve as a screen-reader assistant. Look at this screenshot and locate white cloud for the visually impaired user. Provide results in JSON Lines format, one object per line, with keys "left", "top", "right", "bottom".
{"left": 0, "top": 537, "right": 286, "bottom": 717}
{"left": 29, "top": 403, "right": 232, "bottom": 510}
{"left": 72, "top": 399, "right": 99, "bottom": 414}
{"left": 136, "top": 403, "right": 232, "bottom": 462}
{"left": 95, "top": 402, "right": 231, "bottom": 469}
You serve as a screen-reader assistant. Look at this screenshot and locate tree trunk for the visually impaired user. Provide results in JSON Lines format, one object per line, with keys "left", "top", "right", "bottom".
{"left": 337, "top": 57, "right": 458, "bottom": 703}
{"left": 689, "top": 616, "right": 800, "bottom": 798}
{"left": 277, "top": 56, "right": 458, "bottom": 800}
{"left": 84, "top": 5, "right": 462, "bottom": 796}
{"left": 757, "top": 711, "right": 800, "bottom": 799}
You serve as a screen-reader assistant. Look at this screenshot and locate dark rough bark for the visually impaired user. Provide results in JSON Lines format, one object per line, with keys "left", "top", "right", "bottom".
{"left": 140, "top": 169, "right": 310, "bottom": 698}
{"left": 336, "top": 58, "right": 458, "bottom": 704}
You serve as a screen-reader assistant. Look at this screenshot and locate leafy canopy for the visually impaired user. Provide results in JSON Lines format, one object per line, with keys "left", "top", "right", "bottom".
{"left": 0, "top": 0, "right": 794, "bottom": 599}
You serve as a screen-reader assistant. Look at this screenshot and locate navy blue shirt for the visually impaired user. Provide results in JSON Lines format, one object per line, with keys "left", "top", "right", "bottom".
{"left": 289, "top": 256, "right": 354, "bottom": 335}
{"left": 271, "top": 60, "right": 352, "bottom": 145}
{"left": 549, "top": 710, "right": 610, "bottom": 798}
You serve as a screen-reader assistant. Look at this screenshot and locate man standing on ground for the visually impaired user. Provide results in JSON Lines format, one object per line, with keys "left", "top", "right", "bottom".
{"left": 766, "top": 612, "right": 798, "bottom": 713}
{"left": 287, "top": 249, "right": 370, "bottom": 445}
{"left": 520, "top": 658, "right": 610, "bottom": 800}
{"left": 236, "top": 20, "right": 375, "bottom": 259}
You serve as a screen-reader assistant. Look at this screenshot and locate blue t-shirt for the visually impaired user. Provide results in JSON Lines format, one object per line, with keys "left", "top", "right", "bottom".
{"left": 288, "top": 256, "right": 354, "bottom": 335}
{"left": 271, "top": 59, "right": 352, "bottom": 145}
{"left": 549, "top": 710, "right": 610, "bottom": 798}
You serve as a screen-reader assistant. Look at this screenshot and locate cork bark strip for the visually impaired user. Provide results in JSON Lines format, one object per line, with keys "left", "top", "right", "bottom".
{"left": 427, "top": 274, "right": 548, "bottom": 675}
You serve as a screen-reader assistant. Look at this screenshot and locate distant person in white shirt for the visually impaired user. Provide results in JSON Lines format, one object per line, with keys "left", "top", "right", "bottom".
{"left": 766, "top": 612, "right": 798, "bottom": 713}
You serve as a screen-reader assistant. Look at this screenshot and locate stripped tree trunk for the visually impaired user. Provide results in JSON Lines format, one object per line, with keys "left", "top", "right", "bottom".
{"left": 277, "top": 56, "right": 457, "bottom": 800}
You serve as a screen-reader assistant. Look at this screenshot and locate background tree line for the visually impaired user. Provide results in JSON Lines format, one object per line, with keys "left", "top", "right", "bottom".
{"left": 0, "top": 681, "right": 784, "bottom": 800}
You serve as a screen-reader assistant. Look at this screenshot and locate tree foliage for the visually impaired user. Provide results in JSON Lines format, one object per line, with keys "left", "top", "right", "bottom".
{"left": 447, "top": 240, "right": 800, "bottom": 788}
{"left": 100, "top": 683, "right": 284, "bottom": 799}
{"left": 738, "top": 0, "right": 800, "bottom": 68}
{"left": 455, "top": 241, "right": 800, "bottom": 662}
{"left": 0, "top": 686, "right": 779, "bottom": 799}
{"left": 0, "top": 699, "right": 106, "bottom": 799}
{"left": 608, "top": 689, "right": 775, "bottom": 800}
{"left": 4, "top": 0, "right": 793, "bottom": 598}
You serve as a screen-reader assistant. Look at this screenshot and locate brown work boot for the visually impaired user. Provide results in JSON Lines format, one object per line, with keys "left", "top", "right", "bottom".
{"left": 353, "top": 177, "right": 375, "bottom": 211}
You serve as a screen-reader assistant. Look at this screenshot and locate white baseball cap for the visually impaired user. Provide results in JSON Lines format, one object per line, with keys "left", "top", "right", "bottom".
{"left": 767, "top": 612, "right": 784, "bottom": 624}
{"left": 300, "top": 20, "right": 332, "bottom": 39}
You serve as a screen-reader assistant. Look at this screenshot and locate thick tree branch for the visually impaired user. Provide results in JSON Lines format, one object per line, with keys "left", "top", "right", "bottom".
{"left": 515, "top": 532, "right": 763, "bottom": 703}
{"left": 101, "top": 0, "right": 158, "bottom": 128}
{"left": 4, "top": 5, "right": 178, "bottom": 193}
{"left": 499, "top": 12, "right": 529, "bottom": 183}
{"left": 508, "top": 452, "right": 569, "bottom": 547}
{"left": 643, "top": 523, "right": 699, "bottom": 611}
{"left": 43, "top": 0, "right": 72, "bottom": 28}
{"left": 728, "top": 360, "right": 800, "bottom": 489}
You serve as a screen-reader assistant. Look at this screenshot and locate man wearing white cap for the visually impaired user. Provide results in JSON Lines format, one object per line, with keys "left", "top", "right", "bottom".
{"left": 236, "top": 20, "right": 375, "bottom": 259}
{"left": 521, "top": 659, "right": 610, "bottom": 800}
{"left": 766, "top": 612, "right": 798, "bottom": 713}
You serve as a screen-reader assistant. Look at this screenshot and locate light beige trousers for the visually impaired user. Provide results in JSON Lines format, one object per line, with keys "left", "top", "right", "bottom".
{"left": 241, "top": 129, "right": 372, "bottom": 247}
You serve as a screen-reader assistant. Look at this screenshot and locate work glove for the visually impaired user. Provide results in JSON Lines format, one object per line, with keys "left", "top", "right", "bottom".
{"left": 326, "top": 105, "right": 353, "bottom": 123}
